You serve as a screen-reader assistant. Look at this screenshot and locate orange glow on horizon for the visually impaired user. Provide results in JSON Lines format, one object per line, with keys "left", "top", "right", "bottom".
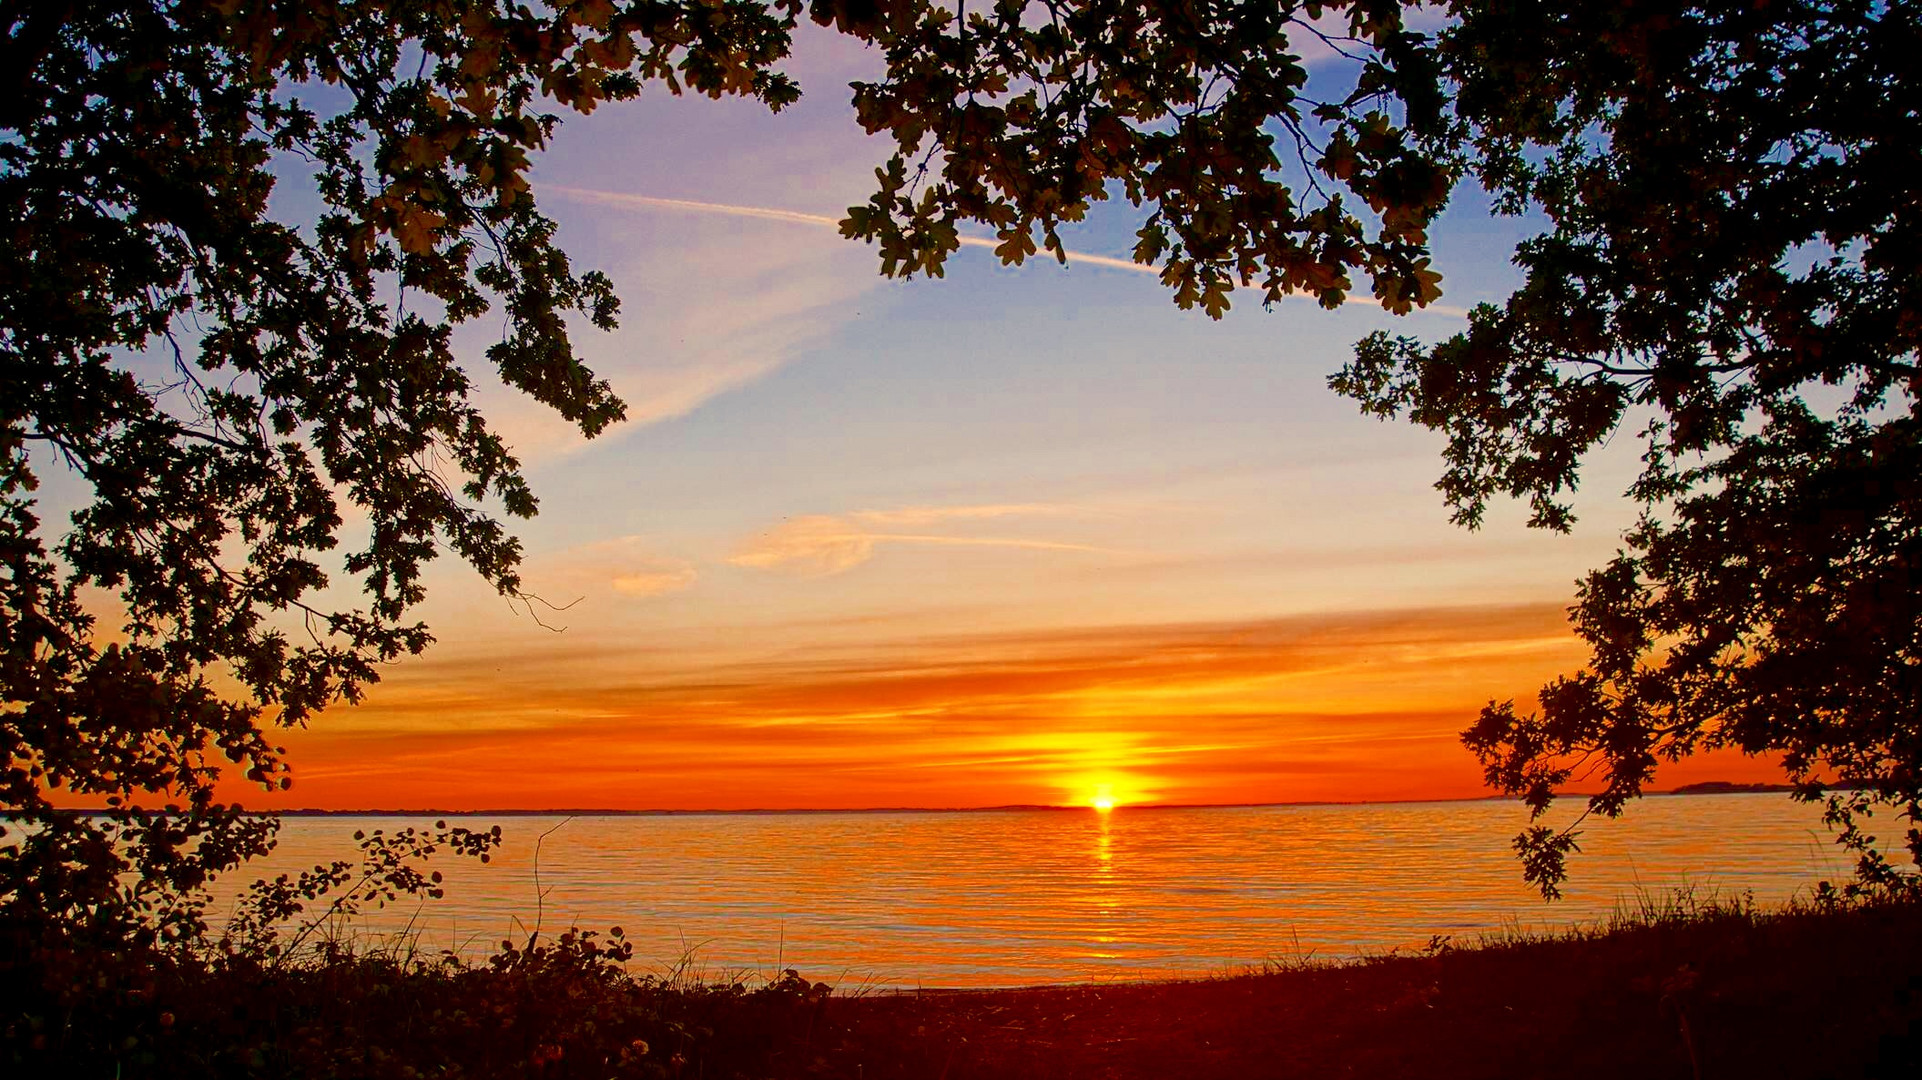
{"left": 181, "top": 601, "right": 1797, "bottom": 812}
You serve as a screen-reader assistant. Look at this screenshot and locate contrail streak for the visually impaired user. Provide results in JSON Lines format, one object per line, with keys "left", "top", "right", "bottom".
{"left": 548, "top": 185, "right": 1153, "bottom": 274}
{"left": 546, "top": 185, "right": 1467, "bottom": 316}
{"left": 552, "top": 187, "right": 852, "bottom": 232}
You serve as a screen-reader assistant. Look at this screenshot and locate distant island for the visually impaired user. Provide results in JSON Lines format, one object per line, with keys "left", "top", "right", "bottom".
{"left": 1665, "top": 781, "right": 1801, "bottom": 795}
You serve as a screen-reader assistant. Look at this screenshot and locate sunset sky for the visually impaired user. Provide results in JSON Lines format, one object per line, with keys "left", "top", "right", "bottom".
{"left": 87, "top": 25, "right": 1780, "bottom": 811}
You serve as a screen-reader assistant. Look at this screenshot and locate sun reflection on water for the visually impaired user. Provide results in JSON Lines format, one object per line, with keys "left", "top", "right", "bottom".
{"left": 229, "top": 796, "right": 1840, "bottom": 987}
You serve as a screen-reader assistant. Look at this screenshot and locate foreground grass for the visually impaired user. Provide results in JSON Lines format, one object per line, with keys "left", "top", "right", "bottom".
{"left": 795, "top": 896, "right": 1922, "bottom": 1080}
{"left": 6, "top": 897, "right": 1920, "bottom": 1078}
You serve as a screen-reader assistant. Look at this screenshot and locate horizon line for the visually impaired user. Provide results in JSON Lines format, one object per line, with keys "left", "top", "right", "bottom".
{"left": 45, "top": 783, "right": 1785, "bottom": 818}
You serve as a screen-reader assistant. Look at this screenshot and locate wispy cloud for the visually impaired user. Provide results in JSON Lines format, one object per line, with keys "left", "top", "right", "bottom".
{"left": 849, "top": 503, "right": 1079, "bottom": 527}
{"left": 473, "top": 188, "right": 883, "bottom": 460}
{"left": 610, "top": 566, "right": 697, "bottom": 597}
{"left": 528, "top": 535, "right": 697, "bottom": 600}
{"left": 552, "top": 189, "right": 850, "bottom": 231}
{"left": 728, "top": 504, "right": 1104, "bottom": 576}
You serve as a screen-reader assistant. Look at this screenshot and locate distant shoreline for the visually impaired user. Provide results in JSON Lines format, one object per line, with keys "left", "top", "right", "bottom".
{"left": 44, "top": 783, "right": 1809, "bottom": 818}
{"left": 1663, "top": 780, "right": 1805, "bottom": 796}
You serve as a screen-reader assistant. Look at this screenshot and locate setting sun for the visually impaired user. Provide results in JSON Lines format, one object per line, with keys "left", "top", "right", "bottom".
{"left": 1091, "top": 795, "right": 1116, "bottom": 812}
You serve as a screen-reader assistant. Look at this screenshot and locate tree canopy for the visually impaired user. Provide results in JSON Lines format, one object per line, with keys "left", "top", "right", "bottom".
{"left": 1337, "top": 0, "right": 1921, "bottom": 896}
{"left": 3, "top": 0, "right": 804, "bottom": 944}
{"left": 3, "top": 0, "right": 1917, "bottom": 950}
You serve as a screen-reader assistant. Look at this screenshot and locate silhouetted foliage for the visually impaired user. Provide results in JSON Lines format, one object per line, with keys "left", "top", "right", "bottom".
{"left": 823, "top": 0, "right": 1455, "bottom": 318}
{"left": 1327, "top": 1, "right": 1922, "bottom": 897}
{"left": 6, "top": 909, "right": 833, "bottom": 1079}
{"left": 2, "top": 0, "right": 802, "bottom": 949}
{"left": 223, "top": 821, "right": 502, "bottom": 959}
{"left": 9, "top": 886, "right": 1917, "bottom": 1077}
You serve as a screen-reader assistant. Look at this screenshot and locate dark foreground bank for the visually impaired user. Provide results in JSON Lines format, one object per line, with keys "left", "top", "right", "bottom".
{"left": 6, "top": 897, "right": 1920, "bottom": 1079}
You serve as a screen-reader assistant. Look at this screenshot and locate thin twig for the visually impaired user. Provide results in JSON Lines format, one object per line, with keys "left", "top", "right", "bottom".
{"left": 526, "top": 815, "right": 574, "bottom": 948}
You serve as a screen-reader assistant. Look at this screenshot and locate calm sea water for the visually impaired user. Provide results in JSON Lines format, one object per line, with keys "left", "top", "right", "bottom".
{"left": 219, "top": 794, "right": 1845, "bottom": 987}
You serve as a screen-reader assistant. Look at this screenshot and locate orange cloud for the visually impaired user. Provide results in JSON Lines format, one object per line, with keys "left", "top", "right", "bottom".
{"left": 524, "top": 535, "right": 697, "bottom": 600}
{"left": 211, "top": 602, "right": 1785, "bottom": 812}
{"left": 611, "top": 568, "right": 696, "bottom": 596}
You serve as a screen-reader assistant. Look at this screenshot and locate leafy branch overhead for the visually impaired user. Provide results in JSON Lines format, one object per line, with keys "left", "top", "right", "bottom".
{"left": 827, "top": 0, "right": 1456, "bottom": 318}
{"left": 2, "top": 0, "right": 809, "bottom": 945}
{"left": 1330, "top": 1, "right": 1922, "bottom": 896}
